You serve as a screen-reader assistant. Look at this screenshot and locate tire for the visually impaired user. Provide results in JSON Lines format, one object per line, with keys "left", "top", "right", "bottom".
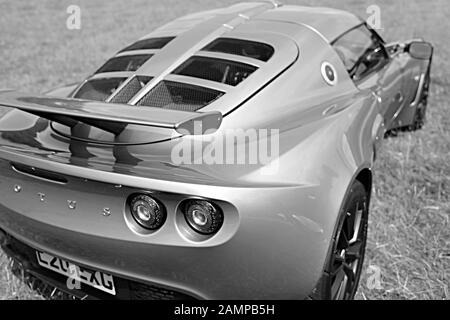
{"left": 309, "top": 180, "right": 369, "bottom": 300}
{"left": 411, "top": 68, "right": 431, "bottom": 131}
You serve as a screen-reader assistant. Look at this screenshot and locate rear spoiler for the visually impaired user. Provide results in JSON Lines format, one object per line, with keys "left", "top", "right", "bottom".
{"left": 0, "top": 90, "right": 222, "bottom": 135}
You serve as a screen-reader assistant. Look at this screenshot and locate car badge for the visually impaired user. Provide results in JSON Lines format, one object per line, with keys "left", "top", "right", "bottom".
{"left": 67, "top": 200, "right": 77, "bottom": 210}
{"left": 102, "top": 208, "right": 111, "bottom": 217}
{"left": 37, "top": 193, "right": 46, "bottom": 202}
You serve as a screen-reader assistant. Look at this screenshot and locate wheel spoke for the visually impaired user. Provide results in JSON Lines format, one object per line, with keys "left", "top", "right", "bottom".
{"left": 346, "top": 240, "right": 362, "bottom": 262}
{"left": 345, "top": 208, "right": 356, "bottom": 240}
{"left": 343, "top": 262, "right": 356, "bottom": 297}
{"left": 331, "top": 260, "right": 344, "bottom": 277}
{"left": 337, "top": 230, "right": 349, "bottom": 250}
{"left": 331, "top": 267, "right": 346, "bottom": 299}
{"left": 349, "top": 205, "right": 363, "bottom": 243}
{"left": 343, "top": 262, "right": 355, "bottom": 283}
{"left": 334, "top": 254, "right": 345, "bottom": 264}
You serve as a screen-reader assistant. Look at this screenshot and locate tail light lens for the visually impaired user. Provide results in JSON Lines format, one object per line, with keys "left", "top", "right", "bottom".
{"left": 129, "top": 194, "right": 166, "bottom": 230}
{"left": 183, "top": 200, "right": 223, "bottom": 235}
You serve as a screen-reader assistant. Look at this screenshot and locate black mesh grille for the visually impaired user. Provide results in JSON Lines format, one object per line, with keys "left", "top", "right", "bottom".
{"left": 73, "top": 78, "right": 126, "bottom": 101}
{"left": 110, "top": 76, "right": 153, "bottom": 104}
{"left": 95, "top": 55, "right": 153, "bottom": 73}
{"left": 119, "top": 37, "right": 175, "bottom": 52}
{"left": 173, "top": 56, "right": 257, "bottom": 86}
{"left": 137, "top": 81, "right": 223, "bottom": 112}
{"left": 129, "top": 282, "right": 195, "bottom": 300}
{"left": 202, "top": 38, "right": 275, "bottom": 62}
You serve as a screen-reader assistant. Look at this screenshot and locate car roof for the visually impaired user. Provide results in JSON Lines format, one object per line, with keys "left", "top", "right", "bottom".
{"left": 254, "top": 5, "right": 363, "bottom": 43}
{"left": 148, "top": 2, "right": 362, "bottom": 44}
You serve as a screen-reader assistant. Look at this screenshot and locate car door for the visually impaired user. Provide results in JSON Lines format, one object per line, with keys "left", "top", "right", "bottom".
{"left": 332, "top": 24, "right": 405, "bottom": 129}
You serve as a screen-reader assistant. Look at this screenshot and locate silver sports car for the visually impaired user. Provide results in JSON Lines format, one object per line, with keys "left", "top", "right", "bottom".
{"left": 0, "top": 2, "right": 433, "bottom": 300}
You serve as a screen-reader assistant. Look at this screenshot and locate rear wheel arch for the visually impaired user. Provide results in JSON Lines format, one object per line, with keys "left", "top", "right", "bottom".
{"left": 309, "top": 167, "right": 372, "bottom": 299}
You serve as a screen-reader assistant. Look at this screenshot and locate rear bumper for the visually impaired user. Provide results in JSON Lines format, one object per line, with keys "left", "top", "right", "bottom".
{"left": 0, "top": 152, "right": 335, "bottom": 299}
{"left": 0, "top": 200, "right": 326, "bottom": 300}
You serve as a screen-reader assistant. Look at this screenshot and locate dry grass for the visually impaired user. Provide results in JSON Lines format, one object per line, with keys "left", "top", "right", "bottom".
{"left": 0, "top": 0, "right": 448, "bottom": 299}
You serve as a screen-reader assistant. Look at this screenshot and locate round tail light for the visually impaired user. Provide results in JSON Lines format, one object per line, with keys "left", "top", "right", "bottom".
{"left": 183, "top": 200, "right": 223, "bottom": 235}
{"left": 129, "top": 194, "right": 166, "bottom": 230}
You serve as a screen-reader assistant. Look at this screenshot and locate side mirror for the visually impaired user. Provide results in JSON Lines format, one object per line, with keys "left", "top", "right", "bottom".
{"left": 407, "top": 41, "right": 433, "bottom": 60}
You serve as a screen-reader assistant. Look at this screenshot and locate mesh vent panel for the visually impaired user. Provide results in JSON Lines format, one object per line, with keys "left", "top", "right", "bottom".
{"left": 129, "top": 282, "right": 195, "bottom": 300}
{"left": 73, "top": 78, "right": 126, "bottom": 101}
{"left": 110, "top": 76, "right": 153, "bottom": 104}
{"left": 173, "top": 56, "right": 257, "bottom": 86}
{"left": 202, "top": 38, "right": 274, "bottom": 62}
{"left": 137, "top": 81, "right": 223, "bottom": 112}
{"left": 96, "top": 55, "right": 152, "bottom": 73}
{"left": 119, "top": 37, "right": 175, "bottom": 52}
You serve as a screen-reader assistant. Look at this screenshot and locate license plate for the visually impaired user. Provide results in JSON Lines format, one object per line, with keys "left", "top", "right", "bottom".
{"left": 36, "top": 251, "right": 116, "bottom": 295}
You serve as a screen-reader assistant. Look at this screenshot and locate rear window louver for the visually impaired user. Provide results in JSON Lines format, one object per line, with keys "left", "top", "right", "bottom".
{"left": 137, "top": 80, "right": 224, "bottom": 112}
{"left": 119, "top": 37, "right": 175, "bottom": 52}
{"left": 172, "top": 56, "right": 257, "bottom": 86}
{"left": 202, "top": 38, "right": 275, "bottom": 62}
{"left": 110, "top": 76, "right": 153, "bottom": 104}
{"left": 73, "top": 78, "right": 126, "bottom": 102}
{"left": 95, "top": 54, "right": 153, "bottom": 74}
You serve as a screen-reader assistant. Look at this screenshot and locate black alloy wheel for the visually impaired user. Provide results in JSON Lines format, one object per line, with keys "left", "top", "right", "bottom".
{"left": 310, "top": 180, "right": 369, "bottom": 300}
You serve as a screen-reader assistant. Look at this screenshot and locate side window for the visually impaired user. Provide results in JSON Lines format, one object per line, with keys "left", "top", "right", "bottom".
{"left": 332, "top": 24, "right": 388, "bottom": 81}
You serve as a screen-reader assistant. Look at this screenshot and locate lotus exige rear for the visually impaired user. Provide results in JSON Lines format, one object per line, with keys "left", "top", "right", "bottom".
{"left": 0, "top": 2, "right": 433, "bottom": 300}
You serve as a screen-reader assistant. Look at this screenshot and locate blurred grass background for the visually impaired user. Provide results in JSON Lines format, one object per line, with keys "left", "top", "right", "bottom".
{"left": 0, "top": 0, "right": 448, "bottom": 299}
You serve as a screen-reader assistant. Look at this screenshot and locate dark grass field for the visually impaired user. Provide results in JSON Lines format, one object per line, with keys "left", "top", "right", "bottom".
{"left": 0, "top": 0, "right": 448, "bottom": 299}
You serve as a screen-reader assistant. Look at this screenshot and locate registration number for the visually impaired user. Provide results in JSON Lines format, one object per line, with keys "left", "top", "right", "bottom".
{"left": 36, "top": 251, "right": 116, "bottom": 295}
